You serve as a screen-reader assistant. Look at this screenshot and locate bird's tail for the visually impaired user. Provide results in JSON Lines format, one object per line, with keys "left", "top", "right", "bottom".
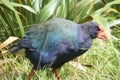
{"left": 10, "top": 43, "right": 23, "bottom": 54}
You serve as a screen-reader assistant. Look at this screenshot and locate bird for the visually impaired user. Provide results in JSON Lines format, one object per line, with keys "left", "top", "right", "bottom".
{"left": 11, "top": 18, "right": 108, "bottom": 80}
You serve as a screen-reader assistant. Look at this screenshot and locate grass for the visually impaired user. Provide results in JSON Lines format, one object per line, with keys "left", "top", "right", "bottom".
{"left": 0, "top": 39, "right": 120, "bottom": 80}
{"left": 0, "top": 0, "right": 120, "bottom": 79}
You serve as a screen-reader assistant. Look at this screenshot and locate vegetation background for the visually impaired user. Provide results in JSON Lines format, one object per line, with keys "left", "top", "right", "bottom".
{"left": 0, "top": 0, "right": 120, "bottom": 80}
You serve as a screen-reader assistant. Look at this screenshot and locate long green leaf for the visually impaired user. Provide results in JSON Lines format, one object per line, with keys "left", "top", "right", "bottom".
{"left": 108, "top": 20, "right": 120, "bottom": 27}
{"left": 36, "top": 0, "right": 62, "bottom": 23}
{"left": 10, "top": 2, "right": 36, "bottom": 14}
{"left": 32, "top": 0, "right": 43, "bottom": 12}
{"left": 1, "top": 0, "right": 36, "bottom": 14}
{"left": 1, "top": 0, "right": 16, "bottom": 12}
{"left": 14, "top": 11, "right": 25, "bottom": 37}
{"left": 93, "top": 0, "right": 120, "bottom": 16}
{"left": 0, "top": 15, "right": 10, "bottom": 36}
{"left": 76, "top": 0, "right": 92, "bottom": 22}
{"left": 1, "top": 0, "right": 25, "bottom": 37}
{"left": 55, "top": 0, "right": 69, "bottom": 18}
{"left": 0, "top": 8, "right": 17, "bottom": 36}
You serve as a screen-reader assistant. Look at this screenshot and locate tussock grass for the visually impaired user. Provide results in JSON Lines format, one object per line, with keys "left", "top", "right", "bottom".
{"left": 0, "top": 39, "right": 120, "bottom": 80}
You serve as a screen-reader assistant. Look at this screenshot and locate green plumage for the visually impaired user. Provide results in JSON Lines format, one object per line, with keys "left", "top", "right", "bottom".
{"left": 23, "top": 18, "right": 78, "bottom": 54}
{"left": 12, "top": 18, "right": 100, "bottom": 70}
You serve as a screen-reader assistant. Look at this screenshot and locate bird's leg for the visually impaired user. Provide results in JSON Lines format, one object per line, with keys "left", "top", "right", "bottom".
{"left": 27, "top": 69, "right": 36, "bottom": 80}
{"left": 52, "top": 68, "right": 62, "bottom": 80}
{"left": 73, "top": 57, "right": 81, "bottom": 79}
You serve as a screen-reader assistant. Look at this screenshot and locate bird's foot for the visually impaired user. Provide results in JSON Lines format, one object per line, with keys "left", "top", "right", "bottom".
{"left": 57, "top": 76, "right": 62, "bottom": 80}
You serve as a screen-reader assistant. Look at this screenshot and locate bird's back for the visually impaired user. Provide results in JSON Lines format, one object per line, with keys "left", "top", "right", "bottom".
{"left": 21, "top": 18, "right": 78, "bottom": 53}
{"left": 20, "top": 18, "right": 80, "bottom": 69}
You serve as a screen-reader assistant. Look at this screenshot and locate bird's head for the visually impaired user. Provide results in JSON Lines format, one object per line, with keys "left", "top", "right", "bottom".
{"left": 81, "top": 22, "right": 108, "bottom": 40}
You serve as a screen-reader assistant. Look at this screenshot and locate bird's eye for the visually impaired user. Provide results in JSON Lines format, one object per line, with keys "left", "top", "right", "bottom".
{"left": 96, "top": 26, "right": 100, "bottom": 31}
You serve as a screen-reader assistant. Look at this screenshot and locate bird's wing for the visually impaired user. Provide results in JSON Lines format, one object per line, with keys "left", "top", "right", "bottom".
{"left": 20, "top": 18, "right": 78, "bottom": 55}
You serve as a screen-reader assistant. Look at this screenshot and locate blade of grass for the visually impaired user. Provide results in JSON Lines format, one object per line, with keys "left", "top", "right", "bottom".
{"left": 32, "top": 0, "right": 43, "bottom": 13}
{"left": 1, "top": 0, "right": 25, "bottom": 37}
{"left": 14, "top": 11, "right": 25, "bottom": 37}
{"left": 0, "top": 8, "right": 17, "bottom": 36}
{"left": 10, "top": 2, "right": 36, "bottom": 14}
{"left": 93, "top": 0, "right": 120, "bottom": 16}
{"left": 55, "top": 0, "right": 68, "bottom": 18}
{"left": 108, "top": 20, "right": 120, "bottom": 27}
{"left": 0, "top": 15, "right": 10, "bottom": 36}
{"left": 35, "top": 0, "right": 62, "bottom": 23}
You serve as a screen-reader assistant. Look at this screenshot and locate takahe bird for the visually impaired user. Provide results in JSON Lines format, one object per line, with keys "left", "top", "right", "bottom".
{"left": 11, "top": 18, "right": 107, "bottom": 80}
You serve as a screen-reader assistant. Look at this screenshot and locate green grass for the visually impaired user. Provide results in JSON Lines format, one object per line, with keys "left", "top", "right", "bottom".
{"left": 0, "top": 0, "right": 120, "bottom": 79}
{"left": 0, "top": 39, "right": 120, "bottom": 80}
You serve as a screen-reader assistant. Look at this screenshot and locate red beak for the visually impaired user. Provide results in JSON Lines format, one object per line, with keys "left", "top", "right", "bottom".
{"left": 97, "top": 26, "right": 108, "bottom": 40}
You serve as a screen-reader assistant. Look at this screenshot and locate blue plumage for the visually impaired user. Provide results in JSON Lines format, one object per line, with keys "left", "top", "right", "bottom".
{"left": 18, "top": 18, "right": 100, "bottom": 70}
{"left": 21, "top": 18, "right": 79, "bottom": 69}
{"left": 10, "top": 18, "right": 108, "bottom": 80}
